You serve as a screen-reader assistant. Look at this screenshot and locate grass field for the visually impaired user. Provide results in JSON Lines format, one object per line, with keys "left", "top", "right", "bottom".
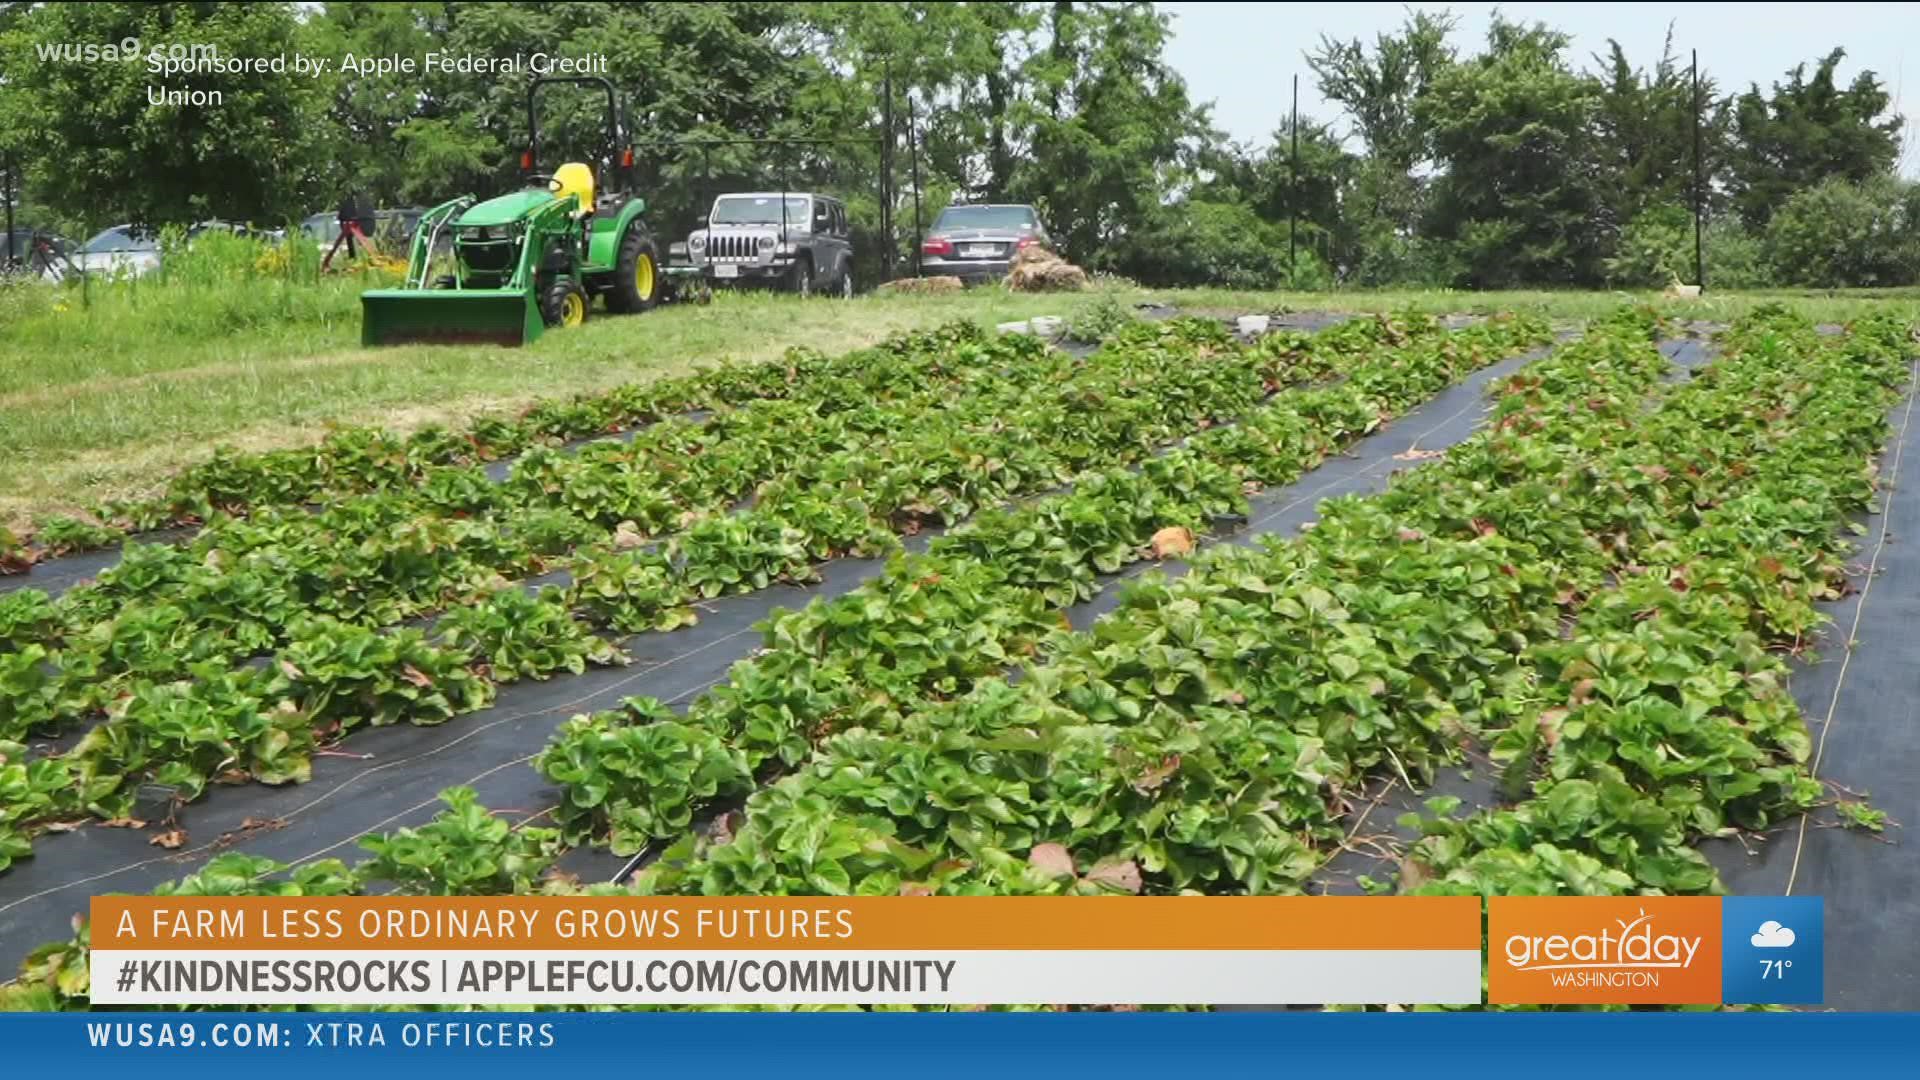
{"left": 3, "top": 271, "right": 1917, "bottom": 528}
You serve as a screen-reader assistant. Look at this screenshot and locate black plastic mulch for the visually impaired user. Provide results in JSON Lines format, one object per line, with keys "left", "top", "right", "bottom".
{"left": 1707, "top": 352, "right": 1920, "bottom": 1010}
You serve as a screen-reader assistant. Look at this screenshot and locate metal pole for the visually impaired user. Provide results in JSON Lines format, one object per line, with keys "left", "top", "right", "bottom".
{"left": 1692, "top": 49, "right": 1705, "bottom": 290}
{"left": 908, "top": 95, "right": 924, "bottom": 277}
{"left": 1289, "top": 74, "right": 1299, "bottom": 288}
{"left": 3, "top": 158, "right": 14, "bottom": 269}
{"left": 881, "top": 61, "right": 895, "bottom": 280}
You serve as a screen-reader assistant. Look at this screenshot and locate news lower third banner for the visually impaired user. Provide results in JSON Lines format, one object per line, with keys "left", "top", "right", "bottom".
{"left": 88, "top": 896, "right": 1484, "bottom": 1006}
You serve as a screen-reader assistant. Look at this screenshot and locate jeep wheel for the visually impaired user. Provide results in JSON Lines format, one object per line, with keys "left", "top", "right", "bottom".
{"left": 790, "top": 258, "right": 813, "bottom": 298}
{"left": 837, "top": 265, "right": 854, "bottom": 299}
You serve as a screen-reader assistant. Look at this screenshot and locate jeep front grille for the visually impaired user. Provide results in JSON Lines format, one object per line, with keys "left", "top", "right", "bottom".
{"left": 708, "top": 234, "right": 763, "bottom": 260}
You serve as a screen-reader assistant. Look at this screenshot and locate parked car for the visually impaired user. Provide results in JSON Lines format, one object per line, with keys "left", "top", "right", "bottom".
{"left": 1, "top": 229, "right": 74, "bottom": 281}
{"left": 75, "top": 224, "right": 162, "bottom": 278}
{"left": 301, "top": 208, "right": 425, "bottom": 253}
{"left": 919, "top": 203, "right": 1051, "bottom": 282}
{"left": 684, "top": 192, "right": 854, "bottom": 297}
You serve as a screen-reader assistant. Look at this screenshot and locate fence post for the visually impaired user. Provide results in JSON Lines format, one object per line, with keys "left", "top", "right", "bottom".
{"left": 1289, "top": 74, "right": 1299, "bottom": 289}
{"left": 881, "top": 60, "right": 896, "bottom": 281}
{"left": 1691, "top": 49, "right": 1706, "bottom": 291}
{"left": 3, "top": 157, "right": 14, "bottom": 269}
{"left": 908, "top": 95, "right": 923, "bottom": 278}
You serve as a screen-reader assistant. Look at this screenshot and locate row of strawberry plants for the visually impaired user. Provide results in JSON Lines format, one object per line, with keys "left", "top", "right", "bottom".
{"left": 533, "top": 314, "right": 1554, "bottom": 856}
{"left": 0, "top": 319, "right": 1253, "bottom": 721}
{"left": 0, "top": 325, "right": 977, "bottom": 572}
{"left": 630, "top": 307, "right": 1906, "bottom": 902}
{"left": 1401, "top": 308, "right": 1912, "bottom": 896}
{"left": 0, "top": 316, "right": 1434, "bottom": 868}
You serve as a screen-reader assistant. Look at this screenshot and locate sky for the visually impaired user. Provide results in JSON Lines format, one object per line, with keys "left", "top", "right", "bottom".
{"left": 1160, "top": 1, "right": 1919, "bottom": 174}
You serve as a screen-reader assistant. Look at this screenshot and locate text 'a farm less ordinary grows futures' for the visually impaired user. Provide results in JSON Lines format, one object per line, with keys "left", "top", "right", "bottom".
{"left": 0, "top": 313, "right": 1545, "bottom": 876}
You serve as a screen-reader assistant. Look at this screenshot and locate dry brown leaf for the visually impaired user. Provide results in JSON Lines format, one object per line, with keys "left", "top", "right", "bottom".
{"left": 613, "top": 521, "right": 647, "bottom": 550}
{"left": 709, "top": 811, "right": 744, "bottom": 846}
{"left": 1149, "top": 526, "right": 1195, "bottom": 559}
{"left": 1392, "top": 447, "right": 1445, "bottom": 461}
{"left": 149, "top": 829, "right": 188, "bottom": 850}
{"left": 1131, "top": 755, "right": 1181, "bottom": 794}
{"left": 1085, "top": 859, "right": 1143, "bottom": 894}
{"left": 1027, "top": 843, "right": 1076, "bottom": 879}
{"left": 400, "top": 664, "right": 434, "bottom": 689}
{"left": 101, "top": 817, "right": 147, "bottom": 829}
{"left": 1397, "top": 528, "right": 1426, "bottom": 542}
{"left": 898, "top": 884, "right": 934, "bottom": 897}
{"left": 277, "top": 660, "right": 304, "bottom": 681}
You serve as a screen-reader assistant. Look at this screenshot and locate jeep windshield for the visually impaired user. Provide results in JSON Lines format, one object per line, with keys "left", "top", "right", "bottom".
{"left": 932, "top": 206, "right": 1037, "bottom": 232}
{"left": 710, "top": 196, "right": 810, "bottom": 226}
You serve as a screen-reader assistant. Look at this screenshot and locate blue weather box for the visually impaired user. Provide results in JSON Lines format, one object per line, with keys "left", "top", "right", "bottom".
{"left": 1720, "top": 896, "right": 1823, "bottom": 1005}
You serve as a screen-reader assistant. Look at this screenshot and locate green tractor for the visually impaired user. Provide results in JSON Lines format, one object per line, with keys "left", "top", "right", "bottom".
{"left": 361, "top": 76, "right": 663, "bottom": 346}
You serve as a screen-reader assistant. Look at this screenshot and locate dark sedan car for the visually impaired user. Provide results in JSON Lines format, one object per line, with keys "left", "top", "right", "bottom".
{"left": 918, "top": 204, "right": 1050, "bottom": 281}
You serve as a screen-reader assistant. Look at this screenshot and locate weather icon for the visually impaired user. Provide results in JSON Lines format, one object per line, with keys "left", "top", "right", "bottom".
{"left": 1751, "top": 921, "right": 1797, "bottom": 948}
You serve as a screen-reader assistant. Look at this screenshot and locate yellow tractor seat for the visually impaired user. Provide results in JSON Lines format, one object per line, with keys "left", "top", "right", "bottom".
{"left": 550, "top": 162, "right": 595, "bottom": 217}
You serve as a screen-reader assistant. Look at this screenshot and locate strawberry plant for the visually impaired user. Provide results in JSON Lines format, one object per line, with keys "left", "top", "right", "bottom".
{"left": 29, "top": 516, "right": 124, "bottom": 558}
{"left": 538, "top": 698, "right": 753, "bottom": 854}
{"left": 357, "top": 787, "right": 561, "bottom": 894}
{"left": 434, "top": 587, "right": 625, "bottom": 682}
{"left": 273, "top": 615, "right": 493, "bottom": 733}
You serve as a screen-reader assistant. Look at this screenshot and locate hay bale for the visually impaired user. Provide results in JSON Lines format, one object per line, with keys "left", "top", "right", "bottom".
{"left": 1007, "top": 246, "right": 1088, "bottom": 292}
{"left": 876, "top": 275, "right": 964, "bottom": 295}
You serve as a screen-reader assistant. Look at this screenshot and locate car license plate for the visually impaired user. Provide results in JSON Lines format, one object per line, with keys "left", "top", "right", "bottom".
{"left": 965, "top": 244, "right": 996, "bottom": 257}
{"left": 714, "top": 264, "right": 738, "bottom": 279}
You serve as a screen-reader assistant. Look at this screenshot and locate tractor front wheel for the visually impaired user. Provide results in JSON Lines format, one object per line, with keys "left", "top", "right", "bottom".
{"left": 542, "top": 277, "right": 588, "bottom": 329}
{"left": 607, "top": 229, "right": 661, "bottom": 313}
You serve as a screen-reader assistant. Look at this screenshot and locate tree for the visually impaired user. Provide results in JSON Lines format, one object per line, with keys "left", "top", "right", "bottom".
{"left": 1727, "top": 48, "right": 1903, "bottom": 228}
{"left": 1762, "top": 175, "right": 1920, "bottom": 287}
{"left": 1308, "top": 9, "right": 1454, "bottom": 170}
{"left": 1419, "top": 18, "right": 1606, "bottom": 287}
{"left": 0, "top": 2, "right": 334, "bottom": 230}
{"left": 1007, "top": 2, "right": 1210, "bottom": 266}
{"left": 1305, "top": 8, "right": 1454, "bottom": 268}
{"left": 1587, "top": 31, "right": 1727, "bottom": 235}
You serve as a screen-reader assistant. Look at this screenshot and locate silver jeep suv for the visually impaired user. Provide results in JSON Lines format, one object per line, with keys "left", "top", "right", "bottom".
{"left": 686, "top": 192, "right": 854, "bottom": 297}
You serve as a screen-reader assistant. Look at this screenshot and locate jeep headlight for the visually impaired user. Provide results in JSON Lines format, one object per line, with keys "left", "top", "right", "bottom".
{"left": 757, "top": 235, "right": 776, "bottom": 251}
{"left": 689, "top": 233, "right": 705, "bottom": 250}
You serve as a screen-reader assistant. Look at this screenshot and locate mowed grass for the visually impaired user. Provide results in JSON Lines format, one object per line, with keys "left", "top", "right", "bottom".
{"left": 3, "top": 269, "right": 1915, "bottom": 528}
{"left": 0, "top": 276, "right": 1087, "bottom": 525}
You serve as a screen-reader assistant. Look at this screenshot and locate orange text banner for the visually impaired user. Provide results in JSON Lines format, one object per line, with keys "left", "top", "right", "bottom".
{"left": 94, "top": 895, "right": 1480, "bottom": 952}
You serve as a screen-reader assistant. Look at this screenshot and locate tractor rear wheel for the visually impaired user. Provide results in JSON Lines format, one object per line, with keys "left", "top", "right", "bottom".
{"left": 542, "top": 277, "right": 588, "bottom": 329}
{"left": 607, "top": 229, "right": 661, "bottom": 313}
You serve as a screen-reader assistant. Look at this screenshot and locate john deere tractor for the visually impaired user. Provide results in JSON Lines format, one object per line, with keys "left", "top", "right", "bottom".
{"left": 361, "top": 76, "right": 662, "bottom": 346}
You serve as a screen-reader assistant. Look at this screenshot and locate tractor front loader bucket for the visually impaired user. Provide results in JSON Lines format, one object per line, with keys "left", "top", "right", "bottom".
{"left": 360, "top": 287, "right": 543, "bottom": 347}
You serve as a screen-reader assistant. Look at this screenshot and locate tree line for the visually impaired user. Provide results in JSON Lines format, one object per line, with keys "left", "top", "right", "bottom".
{"left": 1, "top": 2, "right": 1913, "bottom": 289}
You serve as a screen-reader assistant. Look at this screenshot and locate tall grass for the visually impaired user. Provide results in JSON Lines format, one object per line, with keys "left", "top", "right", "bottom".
{"left": 0, "top": 229, "right": 387, "bottom": 385}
